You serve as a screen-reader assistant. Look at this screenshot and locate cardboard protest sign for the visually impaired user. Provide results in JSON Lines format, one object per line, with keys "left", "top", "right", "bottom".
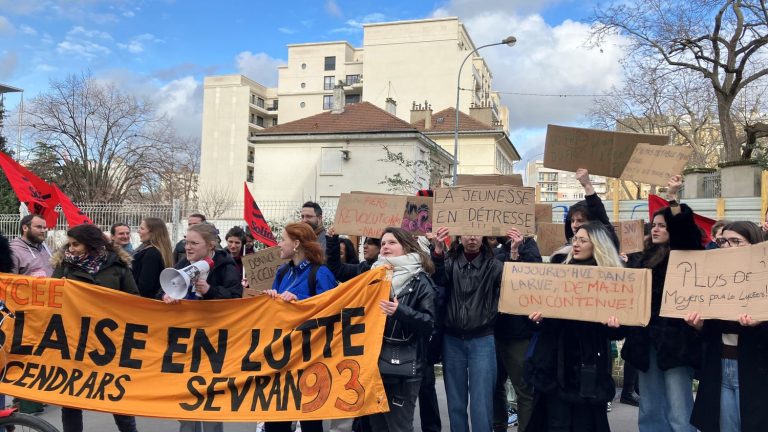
{"left": 242, "top": 246, "right": 286, "bottom": 297}
{"left": 433, "top": 185, "right": 536, "bottom": 236}
{"left": 536, "top": 223, "right": 566, "bottom": 256}
{"left": 401, "top": 195, "right": 433, "bottom": 235}
{"left": 620, "top": 144, "right": 693, "bottom": 186}
{"left": 456, "top": 174, "right": 523, "bottom": 187}
{"left": 544, "top": 125, "right": 669, "bottom": 178}
{"left": 499, "top": 262, "right": 652, "bottom": 326}
{"left": 661, "top": 244, "right": 768, "bottom": 321}
{"left": 535, "top": 203, "right": 553, "bottom": 224}
{"left": 0, "top": 269, "right": 391, "bottom": 421}
{"left": 613, "top": 220, "right": 645, "bottom": 254}
{"left": 334, "top": 193, "right": 407, "bottom": 237}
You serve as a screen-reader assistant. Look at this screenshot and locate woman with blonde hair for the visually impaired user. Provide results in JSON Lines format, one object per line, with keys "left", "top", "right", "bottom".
{"left": 132, "top": 217, "right": 173, "bottom": 298}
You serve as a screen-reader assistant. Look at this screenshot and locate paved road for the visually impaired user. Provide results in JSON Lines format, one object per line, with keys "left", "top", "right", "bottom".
{"left": 29, "top": 379, "right": 639, "bottom": 431}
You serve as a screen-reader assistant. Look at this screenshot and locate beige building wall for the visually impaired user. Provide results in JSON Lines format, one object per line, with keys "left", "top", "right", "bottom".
{"left": 430, "top": 134, "right": 516, "bottom": 175}
{"left": 199, "top": 75, "right": 276, "bottom": 199}
{"left": 526, "top": 160, "right": 607, "bottom": 202}
{"left": 249, "top": 135, "right": 448, "bottom": 203}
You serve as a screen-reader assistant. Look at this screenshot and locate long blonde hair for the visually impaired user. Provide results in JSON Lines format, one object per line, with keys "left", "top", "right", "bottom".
{"left": 143, "top": 217, "right": 173, "bottom": 267}
{"left": 565, "top": 222, "right": 624, "bottom": 268}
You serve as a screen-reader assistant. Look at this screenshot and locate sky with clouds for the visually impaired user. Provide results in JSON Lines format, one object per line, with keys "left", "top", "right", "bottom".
{"left": 0, "top": 0, "right": 627, "bottom": 169}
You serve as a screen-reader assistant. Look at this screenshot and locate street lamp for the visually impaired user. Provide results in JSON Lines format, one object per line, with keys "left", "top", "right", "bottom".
{"left": 452, "top": 35, "right": 516, "bottom": 185}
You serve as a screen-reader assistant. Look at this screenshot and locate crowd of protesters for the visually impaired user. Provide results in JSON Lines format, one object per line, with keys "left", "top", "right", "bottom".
{"left": 1, "top": 172, "right": 766, "bottom": 432}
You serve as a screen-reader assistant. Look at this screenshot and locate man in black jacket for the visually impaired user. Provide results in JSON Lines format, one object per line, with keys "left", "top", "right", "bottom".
{"left": 432, "top": 228, "right": 502, "bottom": 432}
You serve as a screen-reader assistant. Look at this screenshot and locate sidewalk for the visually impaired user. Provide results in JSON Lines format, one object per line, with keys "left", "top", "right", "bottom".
{"left": 30, "top": 379, "right": 639, "bottom": 431}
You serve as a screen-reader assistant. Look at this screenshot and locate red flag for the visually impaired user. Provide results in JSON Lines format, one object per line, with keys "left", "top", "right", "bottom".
{"left": 648, "top": 194, "right": 715, "bottom": 247}
{"left": 244, "top": 183, "right": 277, "bottom": 247}
{"left": 0, "top": 151, "right": 59, "bottom": 227}
{"left": 53, "top": 185, "right": 92, "bottom": 228}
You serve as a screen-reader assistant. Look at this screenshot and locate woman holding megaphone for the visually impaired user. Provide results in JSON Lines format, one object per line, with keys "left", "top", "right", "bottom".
{"left": 161, "top": 222, "right": 242, "bottom": 303}
{"left": 161, "top": 222, "right": 241, "bottom": 432}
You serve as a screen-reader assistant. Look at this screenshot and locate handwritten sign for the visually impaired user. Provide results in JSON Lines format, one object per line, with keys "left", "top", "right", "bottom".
{"left": 536, "top": 223, "right": 566, "bottom": 256}
{"left": 613, "top": 220, "right": 645, "bottom": 254}
{"left": 433, "top": 185, "right": 536, "bottom": 236}
{"left": 661, "top": 244, "right": 768, "bottom": 321}
{"left": 334, "top": 193, "right": 407, "bottom": 237}
{"left": 620, "top": 144, "right": 693, "bottom": 186}
{"left": 242, "top": 247, "right": 286, "bottom": 297}
{"left": 544, "top": 125, "right": 669, "bottom": 178}
{"left": 402, "top": 196, "right": 433, "bottom": 235}
{"left": 456, "top": 174, "right": 523, "bottom": 187}
{"left": 499, "top": 262, "right": 652, "bottom": 326}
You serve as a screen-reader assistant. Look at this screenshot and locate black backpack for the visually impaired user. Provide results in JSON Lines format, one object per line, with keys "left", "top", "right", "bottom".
{"left": 274, "top": 263, "right": 320, "bottom": 296}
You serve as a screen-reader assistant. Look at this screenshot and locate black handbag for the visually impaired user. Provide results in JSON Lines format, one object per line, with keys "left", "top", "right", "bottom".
{"left": 378, "top": 320, "right": 418, "bottom": 378}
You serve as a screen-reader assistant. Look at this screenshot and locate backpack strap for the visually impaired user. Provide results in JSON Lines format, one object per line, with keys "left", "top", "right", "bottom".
{"left": 308, "top": 264, "right": 320, "bottom": 297}
{"left": 274, "top": 264, "right": 290, "bottom": 289}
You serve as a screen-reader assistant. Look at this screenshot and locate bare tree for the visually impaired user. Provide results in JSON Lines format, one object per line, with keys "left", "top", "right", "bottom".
{"left": 591, "top": 0, "right": 768, "bottom": 161}
{"left": 138, "top": 134, "right": 200, "bottom": 212}
{"left": 378, "top": 145, "right": 449, "bottom": 194}
{"left": 24, "top": 72, "right": 172, "bottom": 202}
{"left": 196, "top": 185, "right": 237, "bottom": 219}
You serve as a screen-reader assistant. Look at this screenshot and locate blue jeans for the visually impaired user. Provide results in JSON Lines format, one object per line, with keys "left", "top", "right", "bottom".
{"left": 443, "top": 334, "right": 497, "bottom": 432}
{"left": 720, "top": 359, "right": 741, "bottom": 432}
{"left": 637, "top": 348, "right": 696, "bottom": 432}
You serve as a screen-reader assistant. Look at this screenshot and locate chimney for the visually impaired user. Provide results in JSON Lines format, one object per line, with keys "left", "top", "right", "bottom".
{"left": 469, "top": 102, "right": 494, "bottom": 127}
{"left": 385, "top": 98, "right": 397, "bottom": 116}
{"left": 409, "top": 100, "right": 433, "bottom": 130}
{"left": 331, "top": 82, "right": 345, "bottom": 114}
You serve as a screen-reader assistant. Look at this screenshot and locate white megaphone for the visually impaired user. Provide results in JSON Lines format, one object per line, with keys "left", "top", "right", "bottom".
{"left": 160, "top": 257, "right": 214, "bottom": 299}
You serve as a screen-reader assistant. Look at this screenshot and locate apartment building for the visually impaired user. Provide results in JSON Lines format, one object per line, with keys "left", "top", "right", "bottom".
{"left": 199, "top": 16, "right": 514, "bottom": 197}
{"left": 526, "top": 160, "right": 608, "bottom": 202}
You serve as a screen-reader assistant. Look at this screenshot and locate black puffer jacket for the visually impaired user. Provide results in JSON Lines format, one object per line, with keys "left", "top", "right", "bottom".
{"left": 552, "top": 194, "right": 619, "bottom": 264}
{"left": 496, "top": 237, "right": 542, "bottom": 341}
{"left": 325, "top": 235, "right": 373, "bottom": 282}
{"left": 174, "top": 249, "right": 243, "bottom": 299}
{"left": 432, "top": 248, "right": 502, "bottom": 339}
{"left": 621, "top": 204, "right": 703, "bottom": 371}
{"left": 52, "top": 248, "right": 139, "bottom": 296}
{"left": 380, "top": 272, "right": 436, "bottom": 382}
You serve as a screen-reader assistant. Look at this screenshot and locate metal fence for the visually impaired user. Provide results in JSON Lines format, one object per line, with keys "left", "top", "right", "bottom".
{"left": 0, "top": 200, "right": 338, "bottom": 249}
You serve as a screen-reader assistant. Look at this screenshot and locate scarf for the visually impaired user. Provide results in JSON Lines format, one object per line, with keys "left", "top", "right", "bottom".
{"left": 64, "top": 248, "right": 107, "bottom": 276}
{"left": 372, "top": 252, "right": 423, "bottom": 296}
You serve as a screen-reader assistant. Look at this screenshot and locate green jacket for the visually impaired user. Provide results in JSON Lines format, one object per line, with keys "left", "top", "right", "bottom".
{"left": 52, "top": 248, "right": 139, "bottom": 295}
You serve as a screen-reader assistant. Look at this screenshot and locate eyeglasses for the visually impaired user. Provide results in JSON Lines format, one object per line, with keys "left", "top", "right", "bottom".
{"left": 571, "top": 236, "right": 591, "bottom": 245}
{"left": 715, "top": 237, "right": 747, "bottom": 247}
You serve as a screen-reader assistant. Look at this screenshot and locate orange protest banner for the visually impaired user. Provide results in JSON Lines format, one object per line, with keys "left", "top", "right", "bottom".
{"left": 0, "top": 268, "right": 391, "bottom": 421}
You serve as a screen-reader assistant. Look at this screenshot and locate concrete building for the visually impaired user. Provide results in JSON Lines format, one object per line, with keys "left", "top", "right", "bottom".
{"left": 526, "top": 160, "right": 608, "bottom": 202}
{"left": 199, "top": 16, "right": 513, "bottom": 195}
{"left": 247, "top": 98, "right": 453, "bottom": 204}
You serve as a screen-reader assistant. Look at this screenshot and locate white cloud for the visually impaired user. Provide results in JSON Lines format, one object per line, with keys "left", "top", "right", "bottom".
{"left": 433, "top": 0, "right": 562, "bottom": 18}
{"left": 122, "top": 10, "right": 135, "bottom": 18}
{"left": 235, "top": 51, "right": 285, "bottom": 87}
{"left": 56, "top": 26, "right": 116, "bottom": 58}
{"left": 278, "top": 27, "right": 296, "bottom": 34}
{"left": 19, "top": 24, "right": 37, "bottom": 36}
{"left": 325, "top": 0, "right": 342, "bottom": 18}
{"left": 0, "top": 16, "right": 15, "bottom": 34}
{"left": 117, "top": 33, "right": 163, "bottom": 54}
{"left": 432, "top": 1, "right": 628, "bottom": 156}
{"left": 331, "top": 12, "right": 386, "bottom": 33}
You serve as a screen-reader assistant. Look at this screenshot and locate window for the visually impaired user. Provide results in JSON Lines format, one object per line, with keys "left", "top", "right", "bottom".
{"left": 496, "top": 148, "right": 513, "bottom": 175}
{"left": 249, "top": 113, "right": 255, "bottom": 124}
{"left": 272, "top": 118, "right": 278, "bottom": 126}
{"left": 324, "top": 56, "right": 335, "bottom": 71}
{"left": 324, "top": 76, "right": 335, "bottom": 90}
{"left": 301, "top": 63, "right": 307, "bottom": 70}
{"left": 345, "top": 94, "right": 361, "bottom": 104}
{"left": 247, "top": 148, "right": 254, "bottom": 163}
{"left": 345, "top": 74, "right": 361, "bottom": 85}
{"left": 247, "top": 167, "right": 254, "bottom": 183}
{"left": 300, "top": 102, "right": 306, "bottom": 108}
{"left": 256, "top": 116, "right": 264, "bottom": 127}
{"left": 320, "top": 147, "right": 343, "bottom": 175}
{"left": 323, "top": 95, "right": 333, "bottom": 110}
{"left": 256, "top": 97, "right": 265, "bottom": 108}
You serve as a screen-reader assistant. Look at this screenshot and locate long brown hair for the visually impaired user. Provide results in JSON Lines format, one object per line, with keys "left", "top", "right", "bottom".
{"left": 284, "top": 222, "right": 325, "bottom": 265}
{"left": 143, "top": 217, "right": 173, "bottom": 267}
{"left": 67, "top": 224, "right": 119, "bottom": 255}
{"left": 380, "top": 227, "right": 434, "bottom": 274}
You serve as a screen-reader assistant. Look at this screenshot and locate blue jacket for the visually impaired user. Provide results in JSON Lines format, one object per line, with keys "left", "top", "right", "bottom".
{"left": 272, "top": 260, "right": 337, "bottom": 300}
